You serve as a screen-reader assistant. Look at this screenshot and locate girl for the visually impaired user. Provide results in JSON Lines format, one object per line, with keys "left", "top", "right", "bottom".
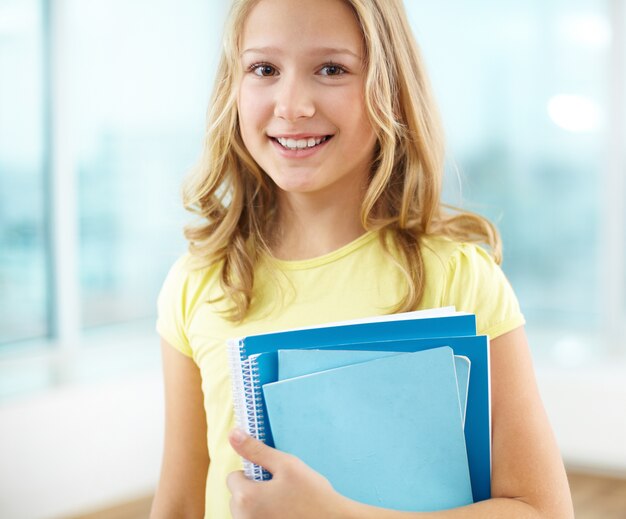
{"left": 151, "top": 0, "right": 574, "bottom": 517}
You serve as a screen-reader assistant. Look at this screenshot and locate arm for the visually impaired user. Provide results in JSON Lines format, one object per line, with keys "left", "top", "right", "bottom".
{"left": 227, "top": 327, "right": 574, "bottom": 519}
{"left": 150, "top": 339, "right": 209, "bottom": 519}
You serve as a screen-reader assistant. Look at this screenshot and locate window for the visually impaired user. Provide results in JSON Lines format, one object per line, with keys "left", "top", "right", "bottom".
{"left": 0, "top": 0, "right": 226, "bottom": 398}
{"left": 0, "top": 0, "right": 48, "bottom": 345}
{"left": 406, "top": 0, "right": 625, "bottom": 358}
{"left": 66, "top": 0, "right": 213, "bottom": 327}
{"left": 1, "top": 1, "right": 624, "bottom": 399}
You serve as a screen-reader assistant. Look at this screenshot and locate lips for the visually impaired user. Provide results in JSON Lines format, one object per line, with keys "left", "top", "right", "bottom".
{"left": 270, "top": 134, "right": 334, "bottom": 151}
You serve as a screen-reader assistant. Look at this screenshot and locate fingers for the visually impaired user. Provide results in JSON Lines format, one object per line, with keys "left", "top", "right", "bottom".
{"left": 229, "top": 428, "right": 283, "bottom": 474}
{"left": 226, "top": 469, "right": 250, "bottom": 493}
{"left": 227, "top": 470, "right": 257, "bottom": 519}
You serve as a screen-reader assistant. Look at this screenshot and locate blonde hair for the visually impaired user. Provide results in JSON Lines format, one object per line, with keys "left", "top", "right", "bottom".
{"left": 183, "top": 0, "right": 501, "bottom": 321}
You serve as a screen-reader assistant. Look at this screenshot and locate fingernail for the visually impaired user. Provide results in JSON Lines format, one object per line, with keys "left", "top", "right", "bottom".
{"left": 231, "top": 428, "right": 246, "bottom": 445}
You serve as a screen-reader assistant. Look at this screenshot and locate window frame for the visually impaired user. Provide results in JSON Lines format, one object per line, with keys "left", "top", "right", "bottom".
{"left": 601, "top": 0, "right": 626, "bottom": 355}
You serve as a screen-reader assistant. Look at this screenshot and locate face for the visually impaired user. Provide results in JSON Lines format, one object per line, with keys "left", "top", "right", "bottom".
{"left": 237, "top": 0, "right": 377, "bottom": 204}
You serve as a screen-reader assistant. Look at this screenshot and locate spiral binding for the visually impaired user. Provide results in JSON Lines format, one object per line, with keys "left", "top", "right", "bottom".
{"left": 227, "top": 339, "right": 272, "bottom": 481}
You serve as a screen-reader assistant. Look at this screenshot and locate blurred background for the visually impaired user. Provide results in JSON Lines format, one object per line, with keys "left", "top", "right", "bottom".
{"left": 0, "top": 0, "right": 624, "bottom": 518}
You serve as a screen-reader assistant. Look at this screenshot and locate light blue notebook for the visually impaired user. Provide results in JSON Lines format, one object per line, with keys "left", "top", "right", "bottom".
{"left": 278, "top": 349, "right": 471, "bottom": 427}
{"left": 262, "top": 346, "right": 474, "bottom": 512}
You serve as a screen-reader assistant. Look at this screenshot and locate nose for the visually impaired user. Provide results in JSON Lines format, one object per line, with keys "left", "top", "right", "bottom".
{"left": 273, "top": 74, "right": 315, "bottom": 121}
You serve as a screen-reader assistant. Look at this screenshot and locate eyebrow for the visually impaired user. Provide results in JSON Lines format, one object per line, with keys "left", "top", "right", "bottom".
{"left": 240, "top": 46, "right": 361, "bottom": 59}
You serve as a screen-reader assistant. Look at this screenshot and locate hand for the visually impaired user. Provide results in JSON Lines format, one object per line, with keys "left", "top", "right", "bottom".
{"left": 226, "top": 429, "right": 348, "bottom": 519}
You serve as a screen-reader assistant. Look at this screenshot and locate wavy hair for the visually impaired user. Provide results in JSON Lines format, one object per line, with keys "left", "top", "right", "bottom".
{"left": 182, "top": 0, "right": 501, "bottom": 321}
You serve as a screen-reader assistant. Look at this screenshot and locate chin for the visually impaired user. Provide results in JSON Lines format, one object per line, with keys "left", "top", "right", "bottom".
{"left": 275, "top": 182, "right": 317, "bottom": 194}
{"left": 270, "top": 175, "right": 318, "bottom": 194}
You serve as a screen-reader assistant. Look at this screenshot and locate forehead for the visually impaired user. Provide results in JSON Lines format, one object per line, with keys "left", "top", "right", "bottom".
{"left": 241, "top": 0, "right": 363, "bottom": 55}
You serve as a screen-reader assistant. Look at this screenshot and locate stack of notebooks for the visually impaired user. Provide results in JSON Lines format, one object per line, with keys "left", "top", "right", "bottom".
{"left": 227, "top": 307, "right": 491, "bottom": 512}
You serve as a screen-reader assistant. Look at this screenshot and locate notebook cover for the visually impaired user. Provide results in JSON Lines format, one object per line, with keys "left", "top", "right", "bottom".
{"left": 263, "top": 347, "right": 474, "bottom": 512}
{"left": 278, "top": 349, "right": 470, "bottom": 426}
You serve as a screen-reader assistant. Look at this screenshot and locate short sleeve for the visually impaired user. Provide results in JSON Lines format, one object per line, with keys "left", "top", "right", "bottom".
{"left": 156, "top": 254, "right": 194, "bottom": 357}
{"left": 442, "top": 243, "right": 525, "bottom": 339}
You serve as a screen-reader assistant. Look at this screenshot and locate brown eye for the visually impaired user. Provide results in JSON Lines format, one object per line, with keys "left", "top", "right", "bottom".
{"left": 320, "top": 64, "right": 346, "bottom": 76}
{"left": 253, "top": 64, "right": 278, "bottom": 77}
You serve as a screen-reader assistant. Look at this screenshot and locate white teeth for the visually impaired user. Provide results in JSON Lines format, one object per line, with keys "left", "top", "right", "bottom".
{"left": 276, "top": 136, "right": 328, "bottom": 150}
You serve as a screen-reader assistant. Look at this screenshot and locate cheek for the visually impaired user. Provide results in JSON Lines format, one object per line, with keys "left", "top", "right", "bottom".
{"left": 353, "top": 91, "right": 375, "bottom": 137}
{"left": 343, "top": 103, "right": 376, "bottom": 146}
{"left": 237, "top": 87, "right": 259, "bottom": 141}
{"left": 324, "top": 88, "right": 374, "bottom": 140}
{"left": 238, "top": 84, "right": 273, "bottom": 134}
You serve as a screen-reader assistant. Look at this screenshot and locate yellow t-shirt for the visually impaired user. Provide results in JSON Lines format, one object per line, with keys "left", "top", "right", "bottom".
{"left": 156, "top": 231, "right": 525, "bottom": 519}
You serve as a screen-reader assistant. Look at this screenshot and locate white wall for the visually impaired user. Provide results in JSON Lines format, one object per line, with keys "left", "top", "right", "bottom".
{"left": 537, "top": 362, "right": 626, "bottom": 476}
{"left": 0, "top": 371, "right": 163, "bottom": 519}
{"left": 1, "top": 360, "right": 626, "bottom": 519}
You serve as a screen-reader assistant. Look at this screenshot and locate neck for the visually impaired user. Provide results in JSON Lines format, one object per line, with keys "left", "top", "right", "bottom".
{"left": 271, "top": 188, "right": 366, "bottom": 261}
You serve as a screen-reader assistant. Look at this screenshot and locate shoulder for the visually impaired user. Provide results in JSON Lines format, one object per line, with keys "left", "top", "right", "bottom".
{"left": 420, "top": 234, "right": 499, "bottom": 281}
{"left": 158, "top": 253, "right": 223, "bottom": 322}
{"left": 420, "top": 233, "right": 490, "bottom": 264}
{"left": 163, "top": 252, "right": 221, "bottom": 288}
{"left": 420, "top": 234, "right": 525, "bottom": 338}
{"left": 156, "top": 253, "right": 223, "bottom": 357}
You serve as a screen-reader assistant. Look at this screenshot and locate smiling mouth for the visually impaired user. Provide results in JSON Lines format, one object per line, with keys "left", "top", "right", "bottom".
{"left": 272, "top": 135, "right": 333, "bottom": 151}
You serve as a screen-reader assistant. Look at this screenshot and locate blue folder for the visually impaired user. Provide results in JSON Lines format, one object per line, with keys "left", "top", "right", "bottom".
{"left": 262, "top": 347, "right": 474, "bottom": 512}
{"left": 277, "top": 349, "right": 470, "bottom": 427}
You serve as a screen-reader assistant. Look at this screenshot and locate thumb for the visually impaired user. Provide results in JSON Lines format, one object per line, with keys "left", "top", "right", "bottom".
{"left": 229, "top": 428, "right": 284, "bottom": 474}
